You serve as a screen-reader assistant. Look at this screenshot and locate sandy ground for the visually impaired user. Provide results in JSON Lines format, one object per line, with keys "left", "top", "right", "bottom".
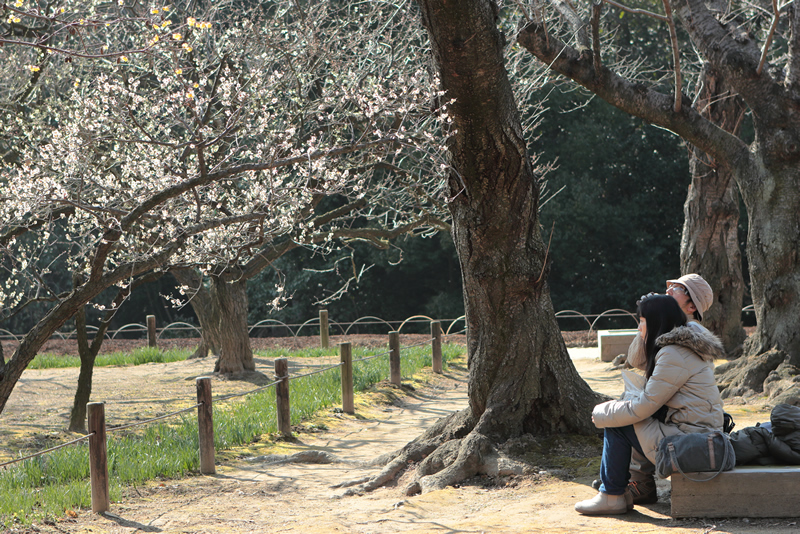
{"left": 2, "top": 345, "right": 798, "bottom": 533}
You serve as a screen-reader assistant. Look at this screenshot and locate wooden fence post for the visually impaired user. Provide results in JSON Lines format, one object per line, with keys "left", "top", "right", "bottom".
{"left": 389, "top": 331, "right": 401, "bottom": 386}
{"left": 431, "top": 321, "right": 443, "bottom": 374}
{"left": 87, "top": 402, "right": 109, "bottom": 513}
{"left": 340, "top": 342, "right": 354, "bottom": 414}
{"left": 146, "top": 315, "right": 157, "bottom": 348}
{"left": 275, "top": 358, "right": 291, "bottom": 438}
{"left": 319, "top": 310, "right": 329, "bottom": 348}
{"left": 196, "top": 377, "right": 215, "bottom": 474}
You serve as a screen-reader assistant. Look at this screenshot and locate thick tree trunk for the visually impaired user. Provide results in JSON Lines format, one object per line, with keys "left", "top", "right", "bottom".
{"left": 739, "top": 165, "right": 800, "bottom": 364}
{"left": 172, "top": 269, "right": 254, "bottom": 375}
{"left": 333, "top": 0, "right": 605, "bottom": 495}
{"left": 671, "top": 0, "right": 800, "bottom": 365}
{"left": 715, "top": 163, "right": 800, "bottom": 399}
{"left": 681, "top": 65, "right": 746, "bottom": 358}
{"left": 69, "top": 304, "right": 97, "bottom": 433}
{"left": 421, "top": 0, "right": 599, "bottom": 440}
{"left": 209, "top": 277, "right": 254, "bottom": 374}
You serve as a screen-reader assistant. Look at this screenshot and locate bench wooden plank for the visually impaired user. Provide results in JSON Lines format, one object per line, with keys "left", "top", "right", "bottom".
{"left": 671, "top": 465, "right": 800, "bottom": 518}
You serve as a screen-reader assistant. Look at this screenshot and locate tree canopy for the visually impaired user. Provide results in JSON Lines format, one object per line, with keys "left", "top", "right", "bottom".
{"left": 0, "top": 0, "right": 451, "bottom": 411}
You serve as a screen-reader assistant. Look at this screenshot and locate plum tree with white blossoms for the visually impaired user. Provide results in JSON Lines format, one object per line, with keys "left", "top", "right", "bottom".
{"left": 0, "top": 0, "right": 452, "bottom": 417}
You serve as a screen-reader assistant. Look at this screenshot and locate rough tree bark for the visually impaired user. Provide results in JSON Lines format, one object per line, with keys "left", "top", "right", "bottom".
{"left": 207, "top": 277, "right": 254, "bottom": 374}
{"left": 172, "top": 268, "right": 255, "bottom": 375}
{"left": 518, "top": 0, "right": 800, "bottom": 396}
{"left": 339, "top": 0, "right": 604, "bottom": 496}
{"left": 172, "top": 268, "right": 220, "bottom": 360}
{"left": 69, "top": 302, "right": 100, "bottom": 433}
{"left": 681, "top": 64, "right": 747, "bottom": 358}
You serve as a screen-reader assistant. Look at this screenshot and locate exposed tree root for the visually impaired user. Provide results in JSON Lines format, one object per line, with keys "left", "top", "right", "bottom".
{"left": 330, "top": 402, "right": 546, "bottom": 497}
{"left": 331, "top": 408, "right": 475, "bottom": 495}
{"left": 716, "top": 348, "right": 800, "bottom": 404}
{"left": 334, "top": 444, "right": 435, "bottom": 495}
{"left": 405, "top": 431, "right": 492, "bottom": 495}
{"left": 328, "top": 355, "right": 605, "bottom": 497}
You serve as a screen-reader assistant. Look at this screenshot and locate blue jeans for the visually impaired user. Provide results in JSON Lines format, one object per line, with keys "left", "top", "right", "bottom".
{"left": 599, "top": 425, "right": 645, "bottom": 495}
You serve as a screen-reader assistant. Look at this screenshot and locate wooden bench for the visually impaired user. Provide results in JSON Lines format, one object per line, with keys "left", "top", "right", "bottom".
{"left": 670, "top": 465, "right": 800, "bottom": 517}
{"left": 597, "top": 329, "right": 638, "bottom": 362}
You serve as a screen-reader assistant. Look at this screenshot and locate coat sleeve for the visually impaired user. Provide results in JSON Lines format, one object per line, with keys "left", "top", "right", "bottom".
{"left": 593, "top": 348, "right": 690, "bottom": 428}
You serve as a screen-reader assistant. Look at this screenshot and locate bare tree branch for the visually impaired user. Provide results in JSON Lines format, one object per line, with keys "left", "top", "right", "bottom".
{"left": 662, "top": 0, "right": 684, "bottom": 112}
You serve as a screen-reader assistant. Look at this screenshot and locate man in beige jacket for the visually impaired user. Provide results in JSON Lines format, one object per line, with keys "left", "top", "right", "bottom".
{"left": 623, "top": 274, "right": 714, "bottom": 504}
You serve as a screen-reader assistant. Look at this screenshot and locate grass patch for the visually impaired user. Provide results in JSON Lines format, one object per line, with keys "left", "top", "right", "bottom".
{"left": 28, "top": 347, "right": 191, "bottom": 369}
{"left": 1, "top": 343, "right": 462, "bottom": 527}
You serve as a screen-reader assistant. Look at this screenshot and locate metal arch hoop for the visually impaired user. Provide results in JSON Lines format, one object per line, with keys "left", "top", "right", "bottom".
{"left": 0, "top": 329, "right": 18, "bottom": 342}
{"left": 343, "top": 316, "right": 394, "bottom": 336}
{"left": 445, "top": 315, "right": 466, "bottom": 336}
{"left": 589, "top": 309, "right": 638, "bottom": 332}
{"left": 63, "top": 325, "right": 111, "bottom": 340}
{"left": 397, "top": 315, "right": 435, "bottom": 334}
{"left": 157, "top": 322, "right": 202, "bottom": 340}
{"left": 249, "top": 319, "right": 296, "bottom": 339}
{"left": 328, "top": 320, "right": 346, "bottom": 336}
{"left": 111, "top": 323, "right": 147, "bottom": 340}
{"left": 742, "top": 304, "right": 755, "bottom": 312}
{"left": 554, "top": 310, "right": 592, "bottom": 330}
{"left": 89, "top": 325, "right": 112, "bottom": 340}
{"left": 295, "top": 317, "right": 324, "bottom": 338}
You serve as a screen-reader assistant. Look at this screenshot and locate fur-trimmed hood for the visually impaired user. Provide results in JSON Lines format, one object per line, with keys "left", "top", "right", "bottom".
{"left": 655, "top": 325, "right": 725, "bottom": 362}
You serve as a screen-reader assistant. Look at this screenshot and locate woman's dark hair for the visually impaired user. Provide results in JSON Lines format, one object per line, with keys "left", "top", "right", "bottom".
{"left": 637, "top": 294, "right": 687, "bottom": 379}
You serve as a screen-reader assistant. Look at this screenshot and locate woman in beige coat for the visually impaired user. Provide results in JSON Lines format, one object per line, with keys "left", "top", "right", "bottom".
{"left": 575, "top": 294, "right": 725, "bottom": 515}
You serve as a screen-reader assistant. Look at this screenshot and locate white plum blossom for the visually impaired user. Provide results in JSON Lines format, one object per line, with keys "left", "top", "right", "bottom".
{"left": 1, "top": 0, "right": 454, "bottom": 338}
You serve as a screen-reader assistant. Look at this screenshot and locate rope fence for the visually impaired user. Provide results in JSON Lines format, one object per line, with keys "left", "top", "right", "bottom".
{"left": 106, "top": 404, "right": 202, "bottom": 434}
{"left": 290, "top": 361, "right": 344, "bottom": 381}
{"left": 1, "top": 321, "right": 447, "bottom": 515}
{"left": 213, "top": 379, "right": 283, "bottom": 403}
{"left": 352, "top": 349, "right": 392, "bottom": 364}
{"left": 402, "top": 337, "right": 436, "bottom": 350}
{"left": 0, "top": 433, "right": 93, "bottom": 469}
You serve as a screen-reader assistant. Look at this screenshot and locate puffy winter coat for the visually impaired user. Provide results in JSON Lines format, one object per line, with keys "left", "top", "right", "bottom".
{"left": 593, "top": 326, "right": 726, "bottom": 464}
{"left": 729, "top": 404, "right": 800, "bottom": 465}
{"left": 627, "top": 320, "right": 711, "bottom": 371}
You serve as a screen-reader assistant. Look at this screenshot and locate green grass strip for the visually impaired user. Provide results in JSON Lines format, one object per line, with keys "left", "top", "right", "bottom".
{"left": 1, "top": 343, "right": 461, "bottom": 527}
{"left": 28, "top": 347, "right": 191, "bottom": 369}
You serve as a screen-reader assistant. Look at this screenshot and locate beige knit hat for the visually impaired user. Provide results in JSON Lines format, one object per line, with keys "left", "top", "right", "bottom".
{"left": 666, "top": 273, "right": 713, "bottom": 321}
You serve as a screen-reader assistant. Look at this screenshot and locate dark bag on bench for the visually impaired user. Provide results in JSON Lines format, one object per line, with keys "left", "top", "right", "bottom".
{"left": 655, "top": 430, "right": 736, "bottom": 481}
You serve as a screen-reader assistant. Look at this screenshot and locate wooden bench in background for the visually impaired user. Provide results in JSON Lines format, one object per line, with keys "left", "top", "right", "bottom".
{"left": 671, "top": 465, "right": 800, "bottom": 518}
{"left": 597, "top": 329, "right": 638, "bottom": 362}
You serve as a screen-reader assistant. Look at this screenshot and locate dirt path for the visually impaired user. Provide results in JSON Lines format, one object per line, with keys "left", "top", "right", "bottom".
{"left": 4, "top": 349, "right": 799, "bottom": 533}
